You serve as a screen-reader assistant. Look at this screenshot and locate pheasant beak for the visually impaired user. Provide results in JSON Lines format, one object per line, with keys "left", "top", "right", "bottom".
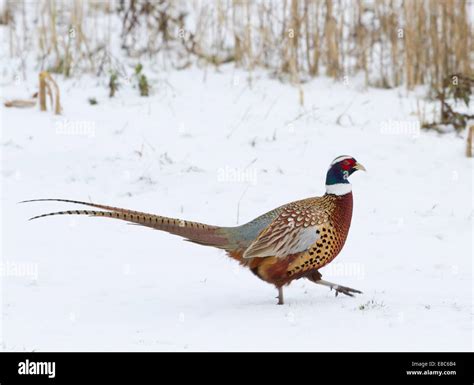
{"left": 354, "top": 162, "right": 366, "bottom": 172}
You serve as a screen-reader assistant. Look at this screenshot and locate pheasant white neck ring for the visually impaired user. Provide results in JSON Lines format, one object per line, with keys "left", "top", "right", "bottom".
{"left": 326, "top": 183, "right": 352, "bottom": 195}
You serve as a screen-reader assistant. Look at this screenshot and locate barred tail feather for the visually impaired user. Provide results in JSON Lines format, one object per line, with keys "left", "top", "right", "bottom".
{"left": 22, "top": 199, "right": 233, "bottom": 249}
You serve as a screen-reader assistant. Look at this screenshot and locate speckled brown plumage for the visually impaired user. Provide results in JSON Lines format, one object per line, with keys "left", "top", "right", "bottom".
{"left": 233, "top": 193, "right": 353, "bottom": 288}
{"left": 286, "top": 193, "right": 353, "bottom": 276}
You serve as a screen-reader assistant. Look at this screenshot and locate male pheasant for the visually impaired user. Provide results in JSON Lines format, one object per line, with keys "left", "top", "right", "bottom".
{"left": 24, "top": 155, "right": 365, "bottom": 305}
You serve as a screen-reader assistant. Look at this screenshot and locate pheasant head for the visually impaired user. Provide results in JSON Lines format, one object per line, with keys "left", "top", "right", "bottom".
{"left": 325, "top": 155, "right": 366, "bottom": 195}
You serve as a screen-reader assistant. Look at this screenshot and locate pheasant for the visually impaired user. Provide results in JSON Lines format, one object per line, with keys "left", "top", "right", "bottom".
{"left": 24, "top": 155, "right": 366, "bottom": 305}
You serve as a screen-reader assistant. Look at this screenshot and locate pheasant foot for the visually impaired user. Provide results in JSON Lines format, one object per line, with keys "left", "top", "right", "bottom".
{"left": 315, "top": 279, "right": 362, "bottom": 297}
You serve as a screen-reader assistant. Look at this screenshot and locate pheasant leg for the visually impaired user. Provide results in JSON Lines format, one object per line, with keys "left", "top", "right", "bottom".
{"left": 276, "top": 287, "right": 284, "bottom": 305}
{"left": 306, "top": 271, "right": 362, "bottom": 297}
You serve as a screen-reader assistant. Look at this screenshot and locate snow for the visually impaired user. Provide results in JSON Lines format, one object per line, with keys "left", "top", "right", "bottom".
{"left": 1, "top": 65, "right": 472, "bottom": 351}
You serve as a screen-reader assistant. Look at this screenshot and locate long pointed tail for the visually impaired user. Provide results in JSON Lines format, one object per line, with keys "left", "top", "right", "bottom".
{"left": 22, "top": 199, "right": 234, "bottom": 250}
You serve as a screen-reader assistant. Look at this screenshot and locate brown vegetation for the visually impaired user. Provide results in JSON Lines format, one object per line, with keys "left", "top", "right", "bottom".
{"left": 2, "top": 0, "right": 472, "bottom": 91}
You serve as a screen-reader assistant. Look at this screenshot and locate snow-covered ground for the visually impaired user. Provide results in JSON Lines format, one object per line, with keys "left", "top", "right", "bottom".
{"left": 1, "top": 64, "right": 472, "bottom": 351}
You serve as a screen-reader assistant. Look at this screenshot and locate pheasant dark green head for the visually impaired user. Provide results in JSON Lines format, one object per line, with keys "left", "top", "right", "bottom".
{"left": 325, "top": 155, "right": 366, "bottom": 195}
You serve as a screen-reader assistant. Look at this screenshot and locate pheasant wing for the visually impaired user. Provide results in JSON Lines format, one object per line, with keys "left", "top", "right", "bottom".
{"left": 242, "top": 197, "right": 333, "bottom": 259}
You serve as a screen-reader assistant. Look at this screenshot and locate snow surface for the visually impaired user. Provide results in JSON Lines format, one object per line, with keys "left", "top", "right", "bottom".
{"left": 1, "top": 65, "right": 473, "bottom": 351}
